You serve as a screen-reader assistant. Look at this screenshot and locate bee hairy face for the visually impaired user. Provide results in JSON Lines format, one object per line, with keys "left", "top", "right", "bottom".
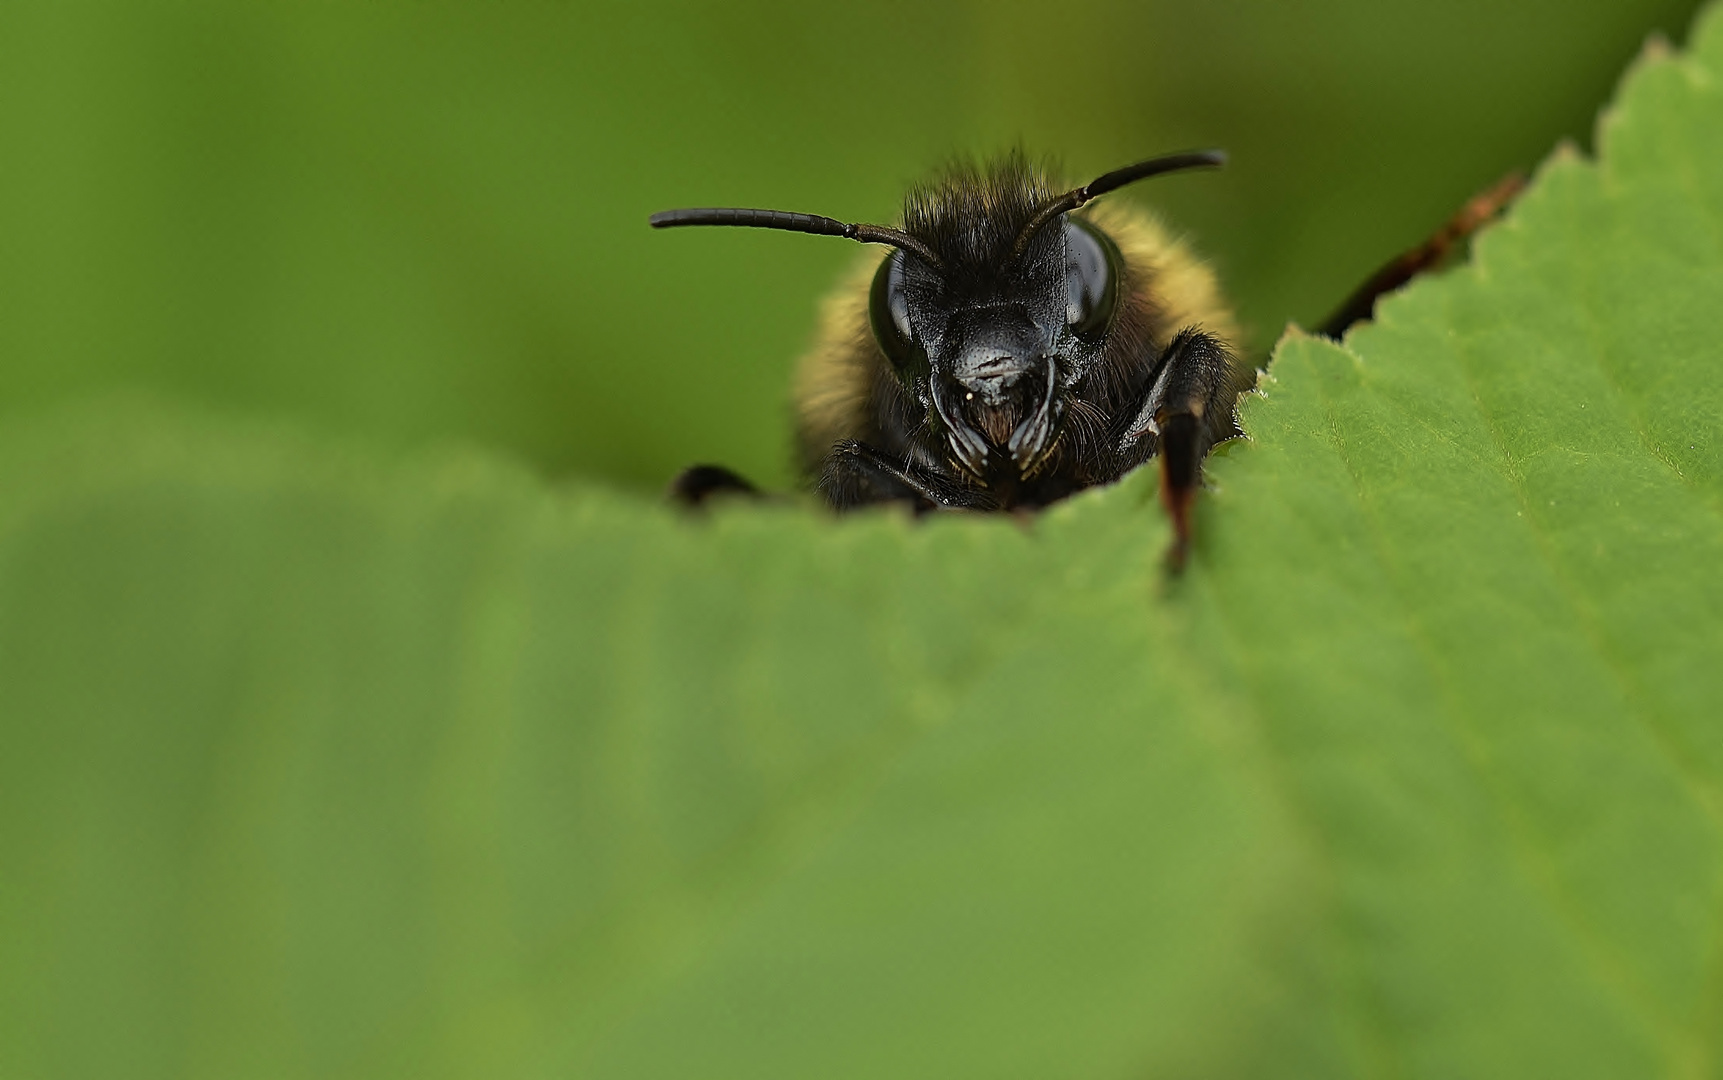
{"left": 868, "top": 216, "right": 1122, "bottom": 482}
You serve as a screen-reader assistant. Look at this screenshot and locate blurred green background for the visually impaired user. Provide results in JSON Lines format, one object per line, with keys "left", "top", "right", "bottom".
{"left": 0, "top": 0, "right": 1702, "bottom": 492}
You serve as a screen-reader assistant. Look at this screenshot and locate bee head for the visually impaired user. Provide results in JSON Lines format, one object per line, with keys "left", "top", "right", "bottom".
{"left": 650, "top": 148, "right": 1223, "bottom": 483}
{"left": 868, "top": 158, "right": 1127, "bottom": 479}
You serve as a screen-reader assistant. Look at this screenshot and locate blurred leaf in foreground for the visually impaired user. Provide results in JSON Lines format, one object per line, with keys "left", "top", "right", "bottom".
{"left": 2, "top": 6, "right": 1723, "bottom": 1079}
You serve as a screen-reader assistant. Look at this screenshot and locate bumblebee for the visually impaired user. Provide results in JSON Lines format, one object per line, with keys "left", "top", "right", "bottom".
{"left": 653, "top": 151, "right": 1518, "bottom": 564}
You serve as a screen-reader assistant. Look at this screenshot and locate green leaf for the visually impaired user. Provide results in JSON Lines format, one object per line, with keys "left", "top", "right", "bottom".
{"left": 4, "top": 9, "right": 1723, "bottom": 1080}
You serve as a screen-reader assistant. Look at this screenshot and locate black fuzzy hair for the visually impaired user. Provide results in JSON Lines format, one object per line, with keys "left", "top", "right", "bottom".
{"left": 899, "top": 151, "right": 1060, "bottom": 276}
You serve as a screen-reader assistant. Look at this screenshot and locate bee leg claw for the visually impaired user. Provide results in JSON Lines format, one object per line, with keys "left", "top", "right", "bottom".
{"left": 1159, "top": 475, "right": 1195, "bottom": 571}
{"left": 1156, "top": 412, "right": 1205, "bottom": 571}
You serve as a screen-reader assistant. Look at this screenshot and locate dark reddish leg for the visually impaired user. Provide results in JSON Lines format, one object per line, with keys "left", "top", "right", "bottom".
{"left": 1157, "top": 413, "right": 1202, "bottom": 570}
{"left": 1119, "top": 330, "right": 1240, "bottom": 572}
{"left": 1317, "top": 171, "right": 1525, "bottom": 338}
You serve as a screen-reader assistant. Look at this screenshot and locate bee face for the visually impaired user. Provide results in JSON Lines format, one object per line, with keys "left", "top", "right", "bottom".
{"left": 868, "top": 217, "right": 1123, "bottom": 480}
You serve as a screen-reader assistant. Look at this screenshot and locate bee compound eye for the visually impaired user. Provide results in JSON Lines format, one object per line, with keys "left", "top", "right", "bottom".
{"left": 868, "top": 250, "right": 922, "bottom": 374}
{"left": 1064, "top": 219, "right": 1120, "bottom": 340}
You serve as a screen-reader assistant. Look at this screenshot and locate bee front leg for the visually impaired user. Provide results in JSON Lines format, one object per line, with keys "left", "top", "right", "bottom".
{"left": 1120, "top": 328, "right": 1241, "bottom": 568}
{"left": 668, "top": 464, "right": 761, "bottom": 508}
{"left": 818, "top": 440, "right": 996, "bottom": 512}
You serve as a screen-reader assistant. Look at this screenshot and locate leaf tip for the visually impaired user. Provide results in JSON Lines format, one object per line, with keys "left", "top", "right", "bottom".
{"left": 1640, "top": 29, "right": 1675, "bottom": 64}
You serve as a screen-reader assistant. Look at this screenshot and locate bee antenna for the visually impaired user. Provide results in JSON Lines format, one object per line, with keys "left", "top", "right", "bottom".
{"left": 1010, "top": 149, "right": 1227, "bottom": 260}
{"left": 649, "top": 206, "right": 945, "bottom": 270}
